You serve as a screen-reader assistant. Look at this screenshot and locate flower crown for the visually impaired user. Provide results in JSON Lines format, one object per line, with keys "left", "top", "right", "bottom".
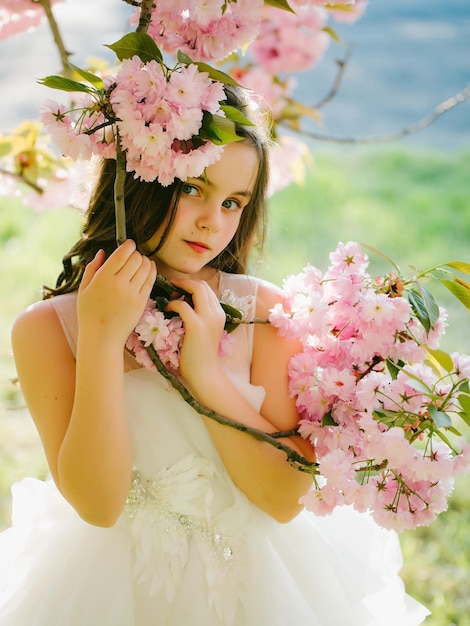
{"left": 39, "top": 33, "right": 255, "bottom": 186}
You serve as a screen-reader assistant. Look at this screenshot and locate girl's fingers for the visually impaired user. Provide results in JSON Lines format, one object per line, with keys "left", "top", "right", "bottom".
{"left": 170, "top": 278, "right": 218, "bottom": 310}
{"left": 167, "top": 278, "right": 225, "bottom": 332}
{"left": 79, "top": 249, "right": 106, "bottom": 291}
{"left": 134, "top": 257, "right": 157, "bottom": 295}
{"left": 165, "top": 298, "right": 193, "bottom": 321}
{"left": 99, "top": 239, "right": 142, "bottom": 278}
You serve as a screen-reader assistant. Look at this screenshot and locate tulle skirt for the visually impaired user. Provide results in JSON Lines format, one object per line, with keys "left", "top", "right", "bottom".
{"left": 0, "top": 476, "right": 430, "bottom": 626}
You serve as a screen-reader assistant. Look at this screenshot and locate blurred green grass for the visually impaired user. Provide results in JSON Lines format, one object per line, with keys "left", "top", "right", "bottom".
{"left": 1, "top": 146, "right": 469, "bottom": 625}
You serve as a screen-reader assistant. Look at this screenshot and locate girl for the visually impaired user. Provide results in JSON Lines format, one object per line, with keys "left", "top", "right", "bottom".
{"left": 0, "top": 86, "right": 428, "bottom": 625}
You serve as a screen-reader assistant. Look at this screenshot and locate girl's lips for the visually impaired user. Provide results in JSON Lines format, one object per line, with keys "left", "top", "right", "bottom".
{"left": 185, "top": 240, "right": 210, "bottom": 254}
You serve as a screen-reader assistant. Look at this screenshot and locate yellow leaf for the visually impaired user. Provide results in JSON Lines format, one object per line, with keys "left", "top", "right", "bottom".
{"left": 322, "top": 26, "right": 341, "bottom": 43}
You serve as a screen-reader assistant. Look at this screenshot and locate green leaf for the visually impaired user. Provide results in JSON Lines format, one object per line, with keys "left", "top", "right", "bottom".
{"left": 447, "top": 425, "right": 463, "bottom": 437}
{"left": 220, "top": 301, "right": 242, "bottom": 333}
{"left": 264, "top": 0, "right": 295, "bottom": 13}
{"left": 177, "top": 51, "right": 240, "bottom": 86}
{"left": 426, "top": 348, "right": 454, "bottom": 372}
{"left": 440, "top": 279, "right": 470, "bottom": 310}
{"left": 360, "top": 243, "right": 401, "bottom": 274}
{"left": 428, "top": 405, "right": 452, "bottom": 428}
{"left": 322, "top": 411, "right": 338, "bottom": 427}
{"left": 200, "top": 114, "right": 244, "bottom": 145}
{"left": 38, "top": 75, "right": 92, "bottom": 93}
{"left": 458, "top": 393, "right": 470, "bottom": 427}
{"left": 407, "top": 283, "right": 440, "bottom": 333}
{"left": 407, "top": 379, "right": 433, "bottom": 395}
{"left": 446, "top": 261, "right": 470, "bottom": 275}
{"left": 220, "top": 104, "right": 255, "bottom": 126}
{"left": 418, "top": 283, "right": 440, "bottom": 327}
{"left": 386, "top": 359, "right": 400, "bottom": 380}
{"left": 105, "top": 32, "right": 163, "bottom": 64}
{"left": 176, "top": 50, "right": 194, "bottom": 66}
{"left": 433, "top": 426, "right": 458, "bottom": 452}
{"left": 322, "top": 25, "right": 341, "bottom": 43}
{"left": 408, "top": 290, "right": 431, "bottom": 333}
{"left": 68, "top": 63, "right": 104, "bottom": 89}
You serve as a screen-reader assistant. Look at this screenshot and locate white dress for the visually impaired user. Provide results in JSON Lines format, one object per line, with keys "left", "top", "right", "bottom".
{"left": 0, "top": 272, "right": 430, "bottom": 625}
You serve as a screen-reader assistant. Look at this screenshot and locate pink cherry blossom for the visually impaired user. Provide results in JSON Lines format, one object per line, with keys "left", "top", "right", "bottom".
{"left": 452, "top": 444, "right": 470, "bottom": 475}
{"left": 131, "top": 0, "right": 264, "bottom": 63}
{"left": 318, "top": 448, "right": 356, "bottom": 488}
{"left": 0, "top": 0, "right": 63, "bottom": 41}
{"left": 300, "top": 483, "right": 342, "bottom": 516}
{"left": 41, "top": 55, "right": 231, "bottom": 186}
{"left": 250, "top": 3, "right": 330, "bottom": 76}
{"left": 269, "top": 240, "right": 470, "bottom": 530}
{"left": 451, "top": 352, "right": 470, "bottom": 379}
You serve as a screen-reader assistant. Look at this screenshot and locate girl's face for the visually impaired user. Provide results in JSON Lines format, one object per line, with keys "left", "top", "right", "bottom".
{"left": 143, "top": 141, "right": 259, "bottom": 281}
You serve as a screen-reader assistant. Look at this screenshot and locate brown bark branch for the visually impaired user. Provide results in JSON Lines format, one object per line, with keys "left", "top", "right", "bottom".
{"left": 283, "top": 82, "right": 470, "bottom": 144}
{"left": 313, "top": 44, "right": 353, "bottom": 110}
{"left": 34, "top": 0, "right": 72, "bottom": 78}
{"left": 114, "top": 131, "right": 127, "bottom": 245}
{"left": 145, "top": 345, "right": 318, "bottom": 474}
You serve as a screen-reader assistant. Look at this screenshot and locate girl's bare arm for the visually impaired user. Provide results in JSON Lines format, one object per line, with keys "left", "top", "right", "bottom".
{"left": 11, "top": 241, "right": 156, "bottom": 527}
{"left": 167, "top": 278, "right": 314, "bottom": 523}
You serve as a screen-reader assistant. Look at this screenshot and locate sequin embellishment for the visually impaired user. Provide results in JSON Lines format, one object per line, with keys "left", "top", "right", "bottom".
{"left": 124, "top": 455, "right": 240, "bottom": 601}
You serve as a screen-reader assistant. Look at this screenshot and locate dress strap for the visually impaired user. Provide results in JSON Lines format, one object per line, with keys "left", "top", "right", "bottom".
{"left": 50, "top": 293, "right": 79, "bottom": 359}
{"left": 218, "top": 272, "right": 260, "bottom": 374}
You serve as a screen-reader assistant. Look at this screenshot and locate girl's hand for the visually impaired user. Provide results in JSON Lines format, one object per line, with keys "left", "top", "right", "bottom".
{"left": 165, "top": 278, "right": 226, "bottom": 394}
{"left": 78, "top": 240, "right": 157, "bottom": 346}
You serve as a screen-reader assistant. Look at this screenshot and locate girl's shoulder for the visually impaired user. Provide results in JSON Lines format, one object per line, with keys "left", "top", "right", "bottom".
{"left": 254, "top": 278, "right": 283, "bottom": 318}
{"left": 12, "top": 294, "right": 78, "bottom": 358}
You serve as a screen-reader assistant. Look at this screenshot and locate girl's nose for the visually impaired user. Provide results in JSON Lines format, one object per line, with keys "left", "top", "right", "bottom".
{"left": 196, "top": 201, "right": 221, "bottom": 232}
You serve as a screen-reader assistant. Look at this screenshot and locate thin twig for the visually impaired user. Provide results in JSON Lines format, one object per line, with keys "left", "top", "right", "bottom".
{"left": 313, "top": 45, "right": 353, "bottom": 110}
{"left": 0, "top": 168, "right": 44, "bottom": 193}
{"left": 282, "top": 82, "right": 470, "bottom": 144}
{"left": 34, "top": 0, "right": 72, "bottom": 78}
{"left": 114, "top": 131, "right": 127, "bottom": 245}
{"left": 112, "top": 0, "right": 154, "bottom": 246}
{"left": 145, "top": 345, "right": 318, "bottom": 473}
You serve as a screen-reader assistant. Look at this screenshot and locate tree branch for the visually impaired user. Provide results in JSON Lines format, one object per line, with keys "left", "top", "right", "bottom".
{"left": 283, "top": 82, "right": 470, "bottom": 144}
{"left": 313, "top": 44, "right": 353, "bottom": 111}
{"left": 112, "top": 0, "right": 154, "bottom": 246}
{"left": 0, "top": 168, "right": 44, "bottom": 194}
{"left": 145, "top": 344, "right": 318, "bottom": 474}
{"left": 114, "top": 131, "right": 127, "bottom": 245}
{"left": 34, "top": 0, "right": 72, "bottom": 78}
{"left": 136, "top": 0, "right": 154, "bottom": 33}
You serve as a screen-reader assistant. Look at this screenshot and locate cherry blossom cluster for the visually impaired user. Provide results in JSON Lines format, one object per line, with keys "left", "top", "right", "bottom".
{"left": 40, "top": 57, "right": 228, "bottom": 185}
{"left": 130, "top": 0, "right": 265, "bottom": 64}
{"left": 1, "top": 0, "right": 371, "bottom": 204}
{"left": 0, "top": 0, "right": 63, "bottom": 40}
{"left": 127, "top": 0, "right": 368, "bottom": 192}
{"left": 269, "top": 241, "right": 470, "bottom": 530}
{"left": 126, "top": 301, "right": 185, "bottom": 372}
{"left": 223, "top": 0, "right": 368, "bottom": 192}
{"left": 126, "top": 298, "right": 233, "bottom": 372}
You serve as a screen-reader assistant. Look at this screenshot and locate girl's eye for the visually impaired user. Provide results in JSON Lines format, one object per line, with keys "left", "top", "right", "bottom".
{"left": 182, "top": 183, "right": 199, "bottom": 196}
{"left": 222, "top": 198, "right": 241, "bottom": 211}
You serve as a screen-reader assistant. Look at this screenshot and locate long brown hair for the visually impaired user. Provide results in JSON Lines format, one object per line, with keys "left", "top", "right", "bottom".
{"left": 45, "top": 85, "right": 271, "bottom": 298}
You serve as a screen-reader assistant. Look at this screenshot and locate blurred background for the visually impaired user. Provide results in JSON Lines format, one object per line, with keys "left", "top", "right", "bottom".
{"left": 1, "top": 1, "right": 469, "bottom": 624}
